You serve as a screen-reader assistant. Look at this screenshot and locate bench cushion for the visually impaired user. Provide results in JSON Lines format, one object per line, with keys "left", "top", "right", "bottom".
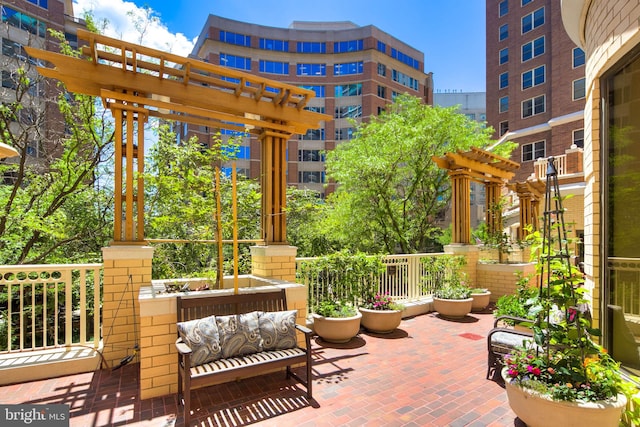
{"left": 490, "top": 331, "right": 534, "bottom": 355}
{"left": 189, "top": 347, "right": 307, "bottom": 378}
{"left": 177, "top": 315, "right": 222, "bottom": 366}
{"left": 259, "top": 310, "right": 298, "bottom": 351}
{"left": 216, "top": 311, "right": 263, "bottom": 358}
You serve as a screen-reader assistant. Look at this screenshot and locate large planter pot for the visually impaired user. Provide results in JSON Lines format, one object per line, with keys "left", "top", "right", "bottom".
{"left": 471, "top": 290, "right": 491, "bottom": 312}
{"left": 359, "top": 307, "right": 403, "bottom": 333}
{"left": 433, "top": 297, "right": 473, "bottom": 319}
{"left": 312, "top": 311, "right": 362, "bottom": 343}
{"left": 502, "top": 369, "right": 626, "bottom": 427}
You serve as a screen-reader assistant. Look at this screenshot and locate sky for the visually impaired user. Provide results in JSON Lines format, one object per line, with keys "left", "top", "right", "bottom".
{"left": 72, "top": 0, "right": 486, "bottom": 93}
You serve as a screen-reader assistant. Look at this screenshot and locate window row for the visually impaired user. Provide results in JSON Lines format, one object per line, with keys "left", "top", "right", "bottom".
{"left": 499, "top": 0, "right": 536, "bottom": 18}
{"left": 517, "top": 131, "right": 589, "bottom": 161}
{"left": 220, "top": 55, "right": 364, "bottom": 76}
{"left": 2, "top": 6, "right": 46, "bottom": 38}
{"left": 299, "top": 171, "right": 325, "bottom": 184}
{"left": 497, "top": 7, "right": 544, "bottom": 41}
{"left": 498, "top": 78, "right": 585, "bottom": 115}
{"left": 391, "top": 48, "right": 420, "bottom": 70}
{"left": 298, "top": 149, "right": 325, "bottom": 162}
{"left": 392, "top": 69, "right": 420, "bottom": 91}
{"left": 499, "top": 36, "right": 544, "bottom": 65}
{"left": 297, "top": 127, "right": 355, "bottom": 141}
{"left": 1, "top": 38, "right": 43, "bottom": 66}
{"left": 498, "top": 94, "right": 545, "bottom": 118}
{"left": 223, "top": 35, "right": 364, "bottom": 54}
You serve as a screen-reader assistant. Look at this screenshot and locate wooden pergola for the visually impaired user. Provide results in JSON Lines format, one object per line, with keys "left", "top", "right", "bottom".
{"left": 26, "top": 29, "right": 329, "bottom": 245}
{"left": 432, "top": 147, "right": 519, "bottom": 244}
{"left": 508, "top": 179, "right": 545, "bottom": 240}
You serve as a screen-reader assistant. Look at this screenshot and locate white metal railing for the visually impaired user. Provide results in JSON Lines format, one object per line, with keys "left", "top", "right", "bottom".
{"left": 296, "top": 253, "right": 445, "bottom": 310}
{"left": 535, "top": 154, "right": 567, "bottom": 179}
{"left": 608, "top": 257, "right": 640, "bottom": 316}
{"left": 0, "top": 264, "right": 102, "bottom": 353}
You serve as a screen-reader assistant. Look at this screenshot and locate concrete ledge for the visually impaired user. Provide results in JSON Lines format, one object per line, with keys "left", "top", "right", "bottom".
{"left": 0, "top": 345, "right": 104, "bottom": 385}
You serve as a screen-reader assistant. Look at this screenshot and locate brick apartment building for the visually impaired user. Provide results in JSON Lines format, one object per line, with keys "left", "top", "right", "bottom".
{"left": 186, "top": 15, "right": 433, "bottom": 197}
{"left": 486, "top": 0, "right": 585, "bottom": 183}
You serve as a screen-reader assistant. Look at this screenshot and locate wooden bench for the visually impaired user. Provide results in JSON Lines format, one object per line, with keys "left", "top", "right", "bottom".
{"left": 176, "top": 289, "right": 313, "bottom": 425}
{"left": 487, "top": 315, "right": 535, "bottom": 380}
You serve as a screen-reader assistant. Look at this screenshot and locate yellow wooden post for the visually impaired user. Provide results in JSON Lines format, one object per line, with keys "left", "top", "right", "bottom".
{"left": 260, "top": 129, "right": 291, "bottom": 244}
{"left": 450, "top": 170, "right": 472, "bottom": 244}
{"left": 232, "top": 161, "right": 239, "bottom": 294}
{"left": 485, "top": 182, "right": 503, "bottom": 236}
{"left": 215, "top": 167, "right": 223, "bottom": 288}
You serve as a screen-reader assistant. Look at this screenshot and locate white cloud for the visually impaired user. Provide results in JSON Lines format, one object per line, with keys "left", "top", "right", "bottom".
{"left": 72, "top": 0, "right": 196, "bottom": 57}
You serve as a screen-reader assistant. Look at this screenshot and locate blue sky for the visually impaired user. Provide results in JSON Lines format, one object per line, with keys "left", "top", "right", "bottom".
{"left": 73, "top": 0, "right": 486, "bottom": 92}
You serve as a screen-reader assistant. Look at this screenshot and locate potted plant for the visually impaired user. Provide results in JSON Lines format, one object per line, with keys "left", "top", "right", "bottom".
{"left": 423, "top": 255, "right": 473, "bottom": 319}
{"left": 501, "top": 169, "right": 635, "bottom": 427}
{"left": 470, "top": 288, "right": 491, "bottom": 312}
{"left": 299, "top": 250, "right": 385, "bottom": 343}
{"left": 359, "top": 292, "right": 405, "bottom": 334}
{"left": 493, "top": 272, "right": 537, "bottom": 331}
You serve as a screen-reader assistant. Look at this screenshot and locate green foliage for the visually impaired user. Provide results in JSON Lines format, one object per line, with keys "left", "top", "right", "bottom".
{"left": 297, "top": 249, "right": 385, "bottom": 313}
{"left": 314, "top": 300, "right": 357, "bottom": 318}
{"left": 493, "top": 272, "right": 538, "bottom": 321}
{"left": 361, "top": 291, "right": 405, "bottom": 311}
{"left": 0, "top": 24, "right": 113, "bottom": 264}
{"left": 285, "top": 188, "right": 338, "bottom": 257}
{"left": 422, "top": 255, "right": 470, "bottom": 299}
{"left": 323, "top": 94, "right": 496, "bottom": 254}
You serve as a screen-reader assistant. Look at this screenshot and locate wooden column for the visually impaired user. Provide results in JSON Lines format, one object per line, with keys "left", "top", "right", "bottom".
{"left": 485, "top": 182, "right": 503, "bottom": 236}
{"left": 111, "top": 101, "right": 148, "bottom": 244}
{"left": 260, "top": 128, "right": 291, "bottom": 244}
{"left": 518, "top": 192, "right": 533, "bottom": 240}
{"left": 451, "top": 170, "right": 472, "bottom": 244}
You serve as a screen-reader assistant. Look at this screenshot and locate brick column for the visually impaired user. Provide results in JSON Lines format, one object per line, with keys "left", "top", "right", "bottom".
{"left": 250, "top": 245, "right": 298, "bottom": 282}
{"left": 101, "top": 245, "right": 154, "bottom": 369}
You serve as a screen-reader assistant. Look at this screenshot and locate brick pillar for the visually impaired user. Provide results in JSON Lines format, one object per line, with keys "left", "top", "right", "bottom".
{"left": 444, "top": 244, "right": 479, "bottom": 288}
{"left": 101, "top": 245, "right": 154, "bottom": 369}
{"left": 250, "top": 245, "right": 298, "bottom": 282}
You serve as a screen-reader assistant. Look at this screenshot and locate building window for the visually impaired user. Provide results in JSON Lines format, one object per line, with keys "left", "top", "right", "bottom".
{"left": 522, "top": 94, "right": 545, "bottom": 118}
{"left": 259, "top": 38, "right": 288, "bottom": 51}
{"left": 2, "top": 6, "right": 46, "bottom": 38}
{"left": 220, "top": 53, "right": 251, "bottom": 71}
{"left": 377, "top": 63, "right": 387, "bottom": 77}
{"left": 297, "top": 41, "right": 326, "bottom": 53}
{"left": 499, "top": 96, "right": 509, "bottom": 113}
{"left": 334, "top": 39, "right": 363, "bottom": 53}
{"left": 573, "top": 78, "right": 586, "bottom": 100}
{"left": 299, "top": 85, "right": 325, "bottom": 97}
{"left": 500, "top": 47, "right": 509, "bottom": 65}
{"left": 300, "top": 129, "right": 325, "bottom": 140}
{"left": 391, "top": 48, "right": 420, "bottom": 69}
{"left": 27, "top": 0, "right": 48, "bottom": 8}
{"left": 499, "top": 0, "right": 508, "bottom": 17}
{"left": 499, "top": 121, "right": 509, "bottom": 136}
{"left": 499, "top": 72, "right": 509, "bottom": 89}
{"left": 573, "top": 47, "right": 585, "bottom": 68}
{"left": 522, "top": 140, "right": 545, "bottom": 162}
{"left": 499, "top": 24, "right": 509, "bottom": 41}
{"left": 522, "top": 65, "right": 545, "bottom": 89}
{"left": 298, "top": 149, "right": 324, "bottom": 162}
{"left": 522, "top": 7, "right": 544, "bottom": 34}
{"left": 219, "top": 30, "right": 250, "bottom": 47}
{"left": 335, "top": 105, "right": 362, "bottom": 119}
{"left": 377, "top": 41, "right": 386, "bottom": 53}
{"left": 259, "top": 60, "right": 288, "bottom": 75}
{"left": 335, "top": 127, "right": 354, "bottom": 140}
{"left": 334, "top": 61, "right": 363, "bottom": 76}
{"left": 377, "top": 85, "right": 386, "bottom": 99}
{"left": 522, "top": 0, "right": 533, "bottom": 5}
{"left": 298, "top": 171, "right": 325, "bottom": 184}
{"left": 522, "top": 36, "right": 545, "bottom": 62}
{"left": 335, "top": 83, "right": 363, "bottom": 97}
{"left": 391, "top": 70, "right": 419, "bottom": 90}
{"left": 297, "top": 63, "right": 326, "bottom": 76}
{"left": 573, "top": 128, "right": 584, "bottom": 148}
{"left": 304, "top": 105, "right": 325, "bottom": 114}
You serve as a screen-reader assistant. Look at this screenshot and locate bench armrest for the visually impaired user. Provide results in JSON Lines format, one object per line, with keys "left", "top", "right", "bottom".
{"left": 175, "top": 338, "right": 192, "bottom": 355}
{"left": 295, "top": 323, "right": 313, "bottom": 335}
{"left": 493, "top": 315, "right": 534, "bottom": 328}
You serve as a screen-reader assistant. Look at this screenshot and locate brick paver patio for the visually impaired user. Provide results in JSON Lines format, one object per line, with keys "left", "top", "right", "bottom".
{"left": 0, "top": 307, "right": 523, "bottom": 426}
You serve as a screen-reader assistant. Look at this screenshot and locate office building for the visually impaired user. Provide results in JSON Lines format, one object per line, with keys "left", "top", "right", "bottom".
{"left": 188, "top": 15, "right": 433, "bottom": 196}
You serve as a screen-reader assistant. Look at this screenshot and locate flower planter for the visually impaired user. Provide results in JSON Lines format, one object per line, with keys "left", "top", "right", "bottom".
{"left": 433, "top": 297, "right": 473, "bottom": 319}
{"left": 502, "top": 369, "right": 626, "bottom": 427}
{"left": 312, "top": 312, "right": 362, "bottom": 343}
{"left": 470, "top": 290, "right": 491, "bottom": 312}
{"left": 359, "top": 307, "right": 402, "bottom": 333}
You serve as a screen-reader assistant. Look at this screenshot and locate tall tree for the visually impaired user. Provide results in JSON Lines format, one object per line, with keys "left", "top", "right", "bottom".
{"left": 324, "top": 94, "right": 497, "bottom": 254}
{"left": 0, "top": 22, "right": 114, "bottom": 264}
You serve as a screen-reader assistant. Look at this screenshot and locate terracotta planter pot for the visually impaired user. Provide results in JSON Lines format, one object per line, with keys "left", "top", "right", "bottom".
{"left": 471, "top": 290, "right": 491, "bottom": 312}
{"left": 502, "top": 368, "right": 626, "bottom": 427}
{"left": 359, "top": 307, "right": 403, "bottom": 333}
{"left": 312, "top": 312, "right": 362, "bottom": 343}
{"left": 433, "top": 297, "right": 473, "bottom": 319}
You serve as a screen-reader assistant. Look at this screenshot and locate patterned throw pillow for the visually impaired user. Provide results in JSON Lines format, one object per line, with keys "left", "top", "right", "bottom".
{"left": 177, "top": 315, "right": 222, "bottom": 366}
{"left": 216, "top": 311, "right": 263, "bottom": 358}
{"left": 258, "top": 310, "right": 298, "bottom": 351}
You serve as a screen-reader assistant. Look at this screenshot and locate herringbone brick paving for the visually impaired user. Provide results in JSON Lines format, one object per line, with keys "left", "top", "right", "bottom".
{"left": 0, "top": 308, "right": 522, "bottom": 426}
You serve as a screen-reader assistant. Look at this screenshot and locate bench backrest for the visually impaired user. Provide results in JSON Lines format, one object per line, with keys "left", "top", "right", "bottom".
{"left": 176, "top": 289, "right": 288, "bottom": 323}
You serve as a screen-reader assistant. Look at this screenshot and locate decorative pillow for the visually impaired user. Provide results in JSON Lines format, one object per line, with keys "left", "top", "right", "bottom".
{"left": 258, "top": 310, "right": 298, "bottom": 351}
{"left": 216, "top": 311, "right": 263, "bottom": 358}
{"left": 177, "top": 315, "right": 222, "bottom": 366}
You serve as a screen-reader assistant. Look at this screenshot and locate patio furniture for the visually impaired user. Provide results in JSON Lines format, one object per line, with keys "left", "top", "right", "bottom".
{"left": 176, "top": 289, "right": 313, "bottom": 425}
{"left": 486, "top": 315, "right": 535, "bottom": 379}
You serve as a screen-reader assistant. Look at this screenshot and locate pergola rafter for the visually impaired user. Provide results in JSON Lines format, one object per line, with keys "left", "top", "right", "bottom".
{"left": 433, "top": 147, "right": 520, "bottom": 244}
{"left": 25, "top": 29, "right": 330, "bottom": 244}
